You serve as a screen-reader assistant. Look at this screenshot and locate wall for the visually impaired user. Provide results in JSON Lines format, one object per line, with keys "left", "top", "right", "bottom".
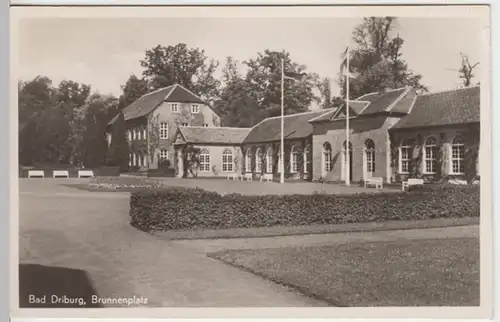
{"left": 389, "top": 123, "right": 480, "bottom": 182}
{"left": 311, "top": 115, "right": 401, "bottom": 182}
{"left": 179, "top": 144, "right": 243, "bottom": 178}
{"left": 147, "top": 101, "right": 221, "bottom": 169}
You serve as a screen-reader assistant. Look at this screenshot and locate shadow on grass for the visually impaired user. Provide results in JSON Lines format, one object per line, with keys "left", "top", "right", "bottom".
{"left": 19, "top": 264, "right": 102, "bottom": 308}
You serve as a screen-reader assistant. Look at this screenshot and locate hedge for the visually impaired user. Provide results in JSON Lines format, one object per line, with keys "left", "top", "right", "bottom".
{"left": 129, "top": 185, "right": 480, "bottom": 232}
{"left": 147, "top": 168, "right": 176, "bottom": 178}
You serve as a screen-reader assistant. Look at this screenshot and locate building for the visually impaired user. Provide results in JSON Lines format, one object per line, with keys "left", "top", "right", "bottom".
{"left": 107, "top": 84, "right": 221, "bottom": 170}
{"left": 108, "top": 84, "right": 480, "bottom": 183}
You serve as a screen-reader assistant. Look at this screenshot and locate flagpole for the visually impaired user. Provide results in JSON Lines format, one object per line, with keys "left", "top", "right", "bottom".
{"left": 345, "top": 47, "right": 350, "bottom": 186}
{"left": 280, "top": 58, "right": 285, "bottom": 184}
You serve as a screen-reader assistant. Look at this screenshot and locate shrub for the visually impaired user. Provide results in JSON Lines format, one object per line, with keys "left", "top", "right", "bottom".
{"left": 147, "top": 167, "right": 175, "bottom": 178}
{"left": 130, "top": 185, "right": 480, "bottom": 232}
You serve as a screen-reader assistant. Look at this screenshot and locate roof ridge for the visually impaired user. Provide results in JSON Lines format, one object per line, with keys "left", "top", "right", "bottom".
{"left": 355, "top": 91, "right": 379, "bottom": 100}
{"left": 308, "top": 109, "right": 337, "bottom": 123}
{"left": 418, "top": 85, "right": 480, "bottom": 97}
{"left": 386, "top": 86, "right": 409, "bottom": 92}
{"left": 262, "top": 107, "right": 337, "bottom": 122}
{"left": 186, "top": 126, "right": 251, "bottom": 130}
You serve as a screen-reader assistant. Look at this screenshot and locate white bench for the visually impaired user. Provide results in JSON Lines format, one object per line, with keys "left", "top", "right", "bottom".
{"left": 243, "top": 173, "right": 253, "bottom": 182}
{"left": 364, "top": 177, "right": 383, "bottom": 189}
{"left": 28, "top": 170, "right": 44, "bottom": 178}
{"left": 227, "top": 174, "right": 241, "bottom": 180}
{"left": 402, "top": 178, "right": 424, "bottom": 191}
{"left": 260, "top": 173, "right": 273, "bottom": 183}
{"left": 52, "top": 170, "right": 69, "bottom": 179}
{"left": 78, "top": 170, "right": 94, "bottom": 178}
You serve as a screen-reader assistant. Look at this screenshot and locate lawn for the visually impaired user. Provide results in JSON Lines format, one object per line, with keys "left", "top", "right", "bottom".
{"left": 209, "top": 237, "right": 479, "bottom": 307}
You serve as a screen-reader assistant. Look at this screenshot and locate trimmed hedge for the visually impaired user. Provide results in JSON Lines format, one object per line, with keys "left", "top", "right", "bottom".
{"left": 129, "top": 185, "right": 480, "bottom": 233}
{"left": 147, "top": 168, "right": 176, "bottom": 178}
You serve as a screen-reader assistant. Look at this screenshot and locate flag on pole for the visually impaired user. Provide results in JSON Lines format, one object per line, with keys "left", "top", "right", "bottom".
{"left": 340, "top": 47, "right": 354, "bottom": 78}
{"left": 283, "top": 71, "right": 307, "bottom": 82}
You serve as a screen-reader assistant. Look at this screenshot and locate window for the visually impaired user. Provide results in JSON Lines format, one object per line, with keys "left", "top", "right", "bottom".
{"left": 171, "top": 103, "right": 179, "bottom": 113}
{"left": 291, "top": 145, "right": 299, "bottom": 173}
{"left": 160, "top": 149, "right": 169, "bottom": 161}
{"left": 304, "top": 145, "right": 311, "bottom": 173}
{"left": 323, "top": 143, "right": 333, "bottom": 172}
{"left": 181, "top": 123, "right": 188, "bottom": 127}
{"left": 191, "top": 104, "right": 200, "bottom": 114}
{"left": 128, "top": 130, "right": 132, "bottom": 141}
{"left": 132, "top": 129, "right": 137, "bottom": 140}
{"left": 160, "top": 122, "right": 168, "bottom": 139}
{"left": 365, "top": 139, "right": 375, "bottom": 174}
{"left": 203, "top": 123, "right": 209, "bottom": 127}
{"left": 424, "top": 137, "right": 437, "bottom": 174}
{"left": 143, "top": 128, "right": 147, "bottom": 139}
{"left": 255, "top": 148, "right": 262, "bottom": 173}
{"left": 399, "top": 140, "right": 411, "bottom": 173}
{"left": 245, "top": 149, "right": 252, "bottom": 173}
{"left": 266, "top": 148, "right": 273, "bottom": 173}
{"left": 199, "top": 149, "right": 210, "bottom": 172}
{"left": 222, "top": 149, "right": 233, "bottom": 172}
{"left": 129, "top": 153, "right": 132, "bottom": 166}
{"left": 451, "top": 135, "right": 465, "bottom": 174}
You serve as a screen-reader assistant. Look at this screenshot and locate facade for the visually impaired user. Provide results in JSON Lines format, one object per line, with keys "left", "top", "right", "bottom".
{"left": 109, "top": 83, "right": 480, "bottom": 183}
{"left": 107, "top": 84, "right": 221, "bottom": 170}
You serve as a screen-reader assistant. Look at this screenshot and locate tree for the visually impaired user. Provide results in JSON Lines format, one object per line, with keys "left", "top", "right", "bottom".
{"left": 339, "top": 17, "right": 427, "bottom": 99}
{"left": 458, "top": 53, "right": 479, "bottom": 87}
{"left": 140, "top": 43, "right": 220, "bottom": 103}
{"left": 106, "top": 112, "right": 129, "bottom": 172}
{"left": 118, "top": 74, "right": 150, "bottom": 111}
{"left": 244, "top": 50, "right": 319, "bottom": 115}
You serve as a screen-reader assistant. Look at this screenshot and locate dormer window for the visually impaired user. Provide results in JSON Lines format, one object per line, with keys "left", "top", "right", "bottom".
{"left": 191, "top": 104, "right": 200, "bottom": 114}
{"left": 171, "top": 103, "right": 179, "bottom": 113}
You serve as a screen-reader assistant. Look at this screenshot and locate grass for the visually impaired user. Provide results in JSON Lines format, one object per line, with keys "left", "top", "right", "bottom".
{"left": 209, "top": 237, "right": 480, "bottom": 307}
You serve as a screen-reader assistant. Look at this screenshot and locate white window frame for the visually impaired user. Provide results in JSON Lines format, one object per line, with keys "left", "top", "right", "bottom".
{"left": 222, "top": 149, "right": 234, "bottom": 172}
{"left": 323, "top": 143, "right": 333, "bottom": 173}
{"left": 255, "top": 148, "right": 262, "bottom": 173}
{"left": 191, "top": 104, "right": 200, "bottom": 114}
{"left": 450, "top": 135, "right": 465, "bottom": 174}
{"left": 160, "top": 149, "right": 169, "bottom": 162}
{"left": 171, "top": 103, "right": 179, "bottom": 113}
{"left": 423, "top": 136, "right": 437, "bottom": 174}
{"left": 245, "top": 149, "right": 252, "bottom": 173}
{"left": 266, "top": 148, "right": 273, "bottom": 173}
{"left": 128, "top": 130, "right": 132, "bottom": 141}
{"left": 290, "top": 145, "right": 299, "bottom": 173}
{"left": 143, "top": 128, "right": 147, "bottom": 140}
{"left": 160, "top": 122, "right": 168, "bottom": 139}
{"left": 304, "top": 145, "right": 311, "bottom": 174}
{"left": 399, "top": 140, "right": 411, "bottom": 174}
{"left": 199, "top": 149, "right": 211, "bottom": 172}
{"left": 365, "top": 139, "right": 375, "bottom": 175}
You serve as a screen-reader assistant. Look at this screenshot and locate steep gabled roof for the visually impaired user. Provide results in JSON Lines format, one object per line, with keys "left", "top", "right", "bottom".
{"left": 309, "top": 87, "right": 414, "bottom": 123}
{"left": 391, "top": 86, "right": 480, "bottom": 129}
{"left": 177, "top": 126, "right": 251, "bottom": 145}
{"left": 108, "top": 84, "right": 207, "bottom": 125}
{"left": 243, "top": 108, "right": 337, "bottom": 144}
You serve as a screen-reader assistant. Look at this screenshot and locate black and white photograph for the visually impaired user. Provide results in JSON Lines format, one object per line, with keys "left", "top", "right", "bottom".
{"left": 11, "top": 4, "right": 492, "bottom": 319}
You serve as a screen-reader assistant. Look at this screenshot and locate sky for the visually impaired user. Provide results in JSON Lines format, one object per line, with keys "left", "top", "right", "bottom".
{"left": 17, "top": 16, "right": 486, "bottom": 99}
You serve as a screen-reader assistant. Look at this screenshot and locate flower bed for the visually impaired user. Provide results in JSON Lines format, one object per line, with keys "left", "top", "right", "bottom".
{"left": 88, "top": 177, "right": 169, "bottom": 190}
{"left": 129, "top": 185, "right": 480, "bottom": 232}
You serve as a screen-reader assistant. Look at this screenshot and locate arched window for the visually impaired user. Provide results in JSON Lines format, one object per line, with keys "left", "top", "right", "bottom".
{"left": 245, "top": 149, "right": 252, "bottom": 173}
{"left": 222, "top": 149, "right": 233, "bottom": 172}
{"left": 399, "top": 139, "right": 411, "bottom": 173}
{"left": 323, "top": 142, "right": 333, "bottom": 173}
{"left": 290, "top": 145, "right": 299, "bottom": 173}
{"left": 304, "top": 145, "right": 311, "bottom": 174}
{"left": 255, "top": 148, "right": 262, "bottom": 173}
{"left": 266, "top": 148, "right": 273, "bottom": 173}
{"left": 199, "top": 149, "right": 210, "bottom": 172}
{"left": 451, "top": 135, "right": 465, "bottom": 174}
{"left": 424, "top": 136, "right": 437, "bottom": 174}
{"left": 365, "top": 139, "right": 375, "bottom": 174}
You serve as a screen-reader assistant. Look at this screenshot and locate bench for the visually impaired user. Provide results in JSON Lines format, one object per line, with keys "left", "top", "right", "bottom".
{"left": 260, "top": 173, "right": 273, "bottom": 183}
{"left": 52, "top": 170, "right": 69, "bottom": 179}
{"left": 78, "top": 170, "right": 94, "bottom": 178}
{"left": 364, "top": 177, "right": 383, "bottom": 189}
{"left": 227, "top": 174, "right": 241, "bottom": 181}
{"left": 243, "top": 173, "right": 253, "bottom": 182}
{"left": 402, "top": 178, "right": 424, "bottom": 191}
{"left": 27, "top": 170, "right": 44, "bottom": 178}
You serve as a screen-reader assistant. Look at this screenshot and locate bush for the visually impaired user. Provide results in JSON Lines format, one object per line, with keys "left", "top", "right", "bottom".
{"left": 147, "top": 167, "right": 176, "bottom": 178}
{"left": 130, "top": 185, "right": 480, "bottom": 232}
